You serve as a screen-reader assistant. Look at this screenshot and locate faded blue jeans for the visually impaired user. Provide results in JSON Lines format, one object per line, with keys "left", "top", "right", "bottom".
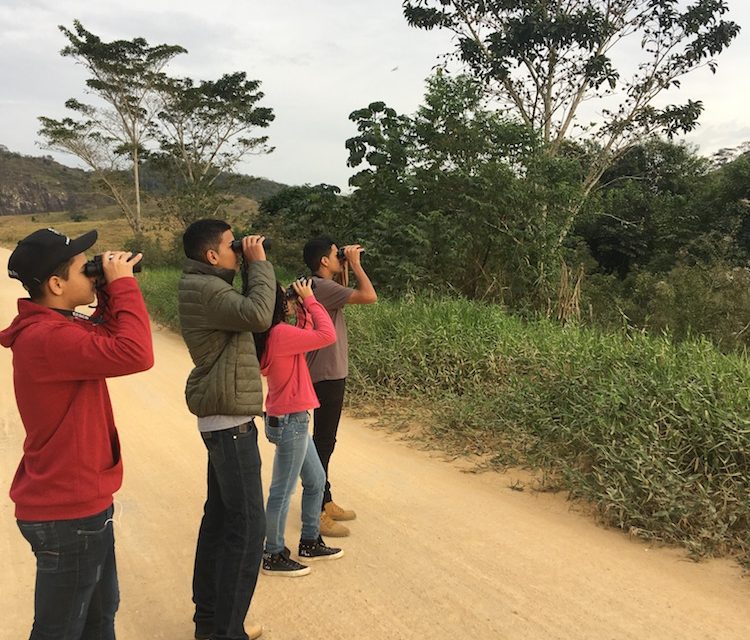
{"left": 17, "top": 505, "right": 118, "bottom": 640}
{"left": 264, "top": 411, "right": 326, "bottom": 553}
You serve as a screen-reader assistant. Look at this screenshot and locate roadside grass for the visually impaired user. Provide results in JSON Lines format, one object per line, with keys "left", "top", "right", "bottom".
{"left": 138, "top": 264, "right": 296, "bottom": 334}
{"left": 126, "top": 269, "right": 750, "bottom": 567}
{"left": 345, "top": 298, "right": 750, "bottom": 565}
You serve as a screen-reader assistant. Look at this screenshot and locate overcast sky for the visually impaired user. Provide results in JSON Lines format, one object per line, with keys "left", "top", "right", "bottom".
{"left": 1, "top": 0, "right": 749, "bottom": 188}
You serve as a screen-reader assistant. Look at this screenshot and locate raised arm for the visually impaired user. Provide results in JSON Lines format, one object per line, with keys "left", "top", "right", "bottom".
{"left": 342, "top": 245, "right": 377, "bottom": 305}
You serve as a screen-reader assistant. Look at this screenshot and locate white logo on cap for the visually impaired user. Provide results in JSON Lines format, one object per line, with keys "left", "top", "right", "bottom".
{"left": 47, "top": 228, "right": 70, "bottom": 245}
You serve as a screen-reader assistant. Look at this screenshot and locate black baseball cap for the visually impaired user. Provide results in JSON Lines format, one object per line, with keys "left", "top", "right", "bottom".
{"left": 8, "top": 228, "right": 98, "bottom": 289}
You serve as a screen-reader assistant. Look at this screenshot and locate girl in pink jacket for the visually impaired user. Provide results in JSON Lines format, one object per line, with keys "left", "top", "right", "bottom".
{"left": 256, "top": 279, "right": 343, "bottom": 576}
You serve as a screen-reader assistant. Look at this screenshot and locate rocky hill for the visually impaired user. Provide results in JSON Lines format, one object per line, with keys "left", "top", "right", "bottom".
{"left": 0, "top": 146, "right": 108, "bottom": 214}
{"left": 0, "top": 145, "right": 287, "bottom": 215}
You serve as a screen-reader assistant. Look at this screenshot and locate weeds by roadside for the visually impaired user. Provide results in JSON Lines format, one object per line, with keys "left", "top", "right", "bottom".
{"left": 138, "top": 270, "right": 750, "bottom": 566}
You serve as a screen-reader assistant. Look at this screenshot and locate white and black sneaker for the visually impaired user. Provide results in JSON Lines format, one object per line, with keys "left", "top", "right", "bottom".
{"left": 298, "top": 536, "right": 344, "bottom": 561}
{"left": 262, "top": 548, "right": 311, "bottom": 577}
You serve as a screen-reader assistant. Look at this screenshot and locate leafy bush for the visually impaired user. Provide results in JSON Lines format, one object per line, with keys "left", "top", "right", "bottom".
{"left": 583, "top": 259, "right": 750, "bottom": 351}
{"left": 346, "top": 298, "right": 750, "bottom": 563}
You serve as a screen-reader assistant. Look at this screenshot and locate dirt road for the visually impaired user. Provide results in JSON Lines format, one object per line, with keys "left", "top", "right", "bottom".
{"left": 0, "top": 246, "right": 748, "bottom": 639}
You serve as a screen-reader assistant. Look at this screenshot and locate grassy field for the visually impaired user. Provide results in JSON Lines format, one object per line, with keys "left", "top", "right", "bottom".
{"left": 0, "top": 206, "right": 136, "bottom": 251}
{"left": 136, "top": 267, "right": 750, "bottom": 565}
{"left": 345, "top": 299, "right": 750, "bottom": 565}
{"left": 9, "top": 231, "right": 748, "bottom": 567}
{"left": 0, "top": 197, "right": 260, "bottom": 254}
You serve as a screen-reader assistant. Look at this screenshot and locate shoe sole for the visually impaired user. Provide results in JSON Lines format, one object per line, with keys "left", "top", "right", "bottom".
{"left": 299, "top": 549, "right": 345, "bottom": 562}
{"left": 261, "top": 566, "right": 311, "bottom": 577}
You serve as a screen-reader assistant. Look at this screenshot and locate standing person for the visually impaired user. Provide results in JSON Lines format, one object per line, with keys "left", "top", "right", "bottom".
{"left": 256, "top": 279, "right": 343, "bottom": 576}
{"left": 178, "top": 219, "right": 275, "bottom": 640}
{"left": 303, "top": 236, "right": 377, "bottom": 538}
{"left": 0, "top": 228, "right": 154, "bottom": 640}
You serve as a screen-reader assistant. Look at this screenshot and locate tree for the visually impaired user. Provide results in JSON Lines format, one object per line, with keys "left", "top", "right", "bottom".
{"left": 402, "top": 0, "right": 740, "bottom": 291}
{"left": 153, "top": 72, "right": 275, "bottom": 226}
{"left": 344, "top": 73, "right": 583, "bottom": 303}
{"left": 38, "top": 20, "right": 186, "bottom": 233}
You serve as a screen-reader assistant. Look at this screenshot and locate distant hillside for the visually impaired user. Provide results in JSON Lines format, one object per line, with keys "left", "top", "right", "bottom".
{"left": 0, "top": 146, "right": 109, "bottom": 214}
{"left": 0, "top": 145, "right": 288, "bottom": 215}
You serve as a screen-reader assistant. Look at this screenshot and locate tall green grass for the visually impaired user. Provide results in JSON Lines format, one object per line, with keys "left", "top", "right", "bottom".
{"left": 138, "top": 263, "right": 300, "bottom": 333}
{"left": 346, "top": 299, "right": 750, "bottom": 563}
{"left": 139, "top": 271, "right": 750, "bottom": 564}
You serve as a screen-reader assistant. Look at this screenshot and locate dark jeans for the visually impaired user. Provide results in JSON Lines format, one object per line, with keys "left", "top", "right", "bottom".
{"left": 312, "top": 378, "right": 347, "bottom": 507}
{"left": 17, "top": 505, "right": 119, "bottom": 640}
{"left": 193, "top": 422, "right": 265, "bottom": 640}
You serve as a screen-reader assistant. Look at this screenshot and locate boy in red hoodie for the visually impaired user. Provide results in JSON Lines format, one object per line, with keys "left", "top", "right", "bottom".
{"left": 0, "top": 228, "right": 154, "bottom": 640}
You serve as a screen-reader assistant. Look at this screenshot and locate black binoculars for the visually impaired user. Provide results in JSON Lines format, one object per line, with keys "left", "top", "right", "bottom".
{"left": 336, "top": 246, "right": 365, "bottom": 260}
{"left": 84, "top": 252, "right": 142, "bottom": 278}
{"left": 230, "top": 238, "right": 272, "bottom": 252}
{"left": 285, "top": 278, "right": 316, "bottom": 299}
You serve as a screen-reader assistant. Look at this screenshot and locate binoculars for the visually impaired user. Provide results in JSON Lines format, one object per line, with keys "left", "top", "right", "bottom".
{"left": 336, "top": 246, "right": 365, "bottom": 260}
{"left": 285, "top": 278, "right": 316, "bottom": 299}
{"left": 84, "top": 252, "right": 142, "bottom": 278}
{"left": 230, "top": 238, "right": 272, "bottom": 252}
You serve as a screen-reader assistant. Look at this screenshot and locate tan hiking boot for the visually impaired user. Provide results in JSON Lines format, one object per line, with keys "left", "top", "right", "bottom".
{"left": 320, "top": 511, "right": 350, "bottom": 537}
{"left": 324, "top": 500, "right": 357, "bottom": 521}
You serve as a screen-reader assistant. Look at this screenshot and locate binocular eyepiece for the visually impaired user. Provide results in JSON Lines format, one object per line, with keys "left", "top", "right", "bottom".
{"left": 83, "top": 252, "right": 142, "bottom": 278}
{"left": 230, "top": 238, "right": 272, "bottom": 252}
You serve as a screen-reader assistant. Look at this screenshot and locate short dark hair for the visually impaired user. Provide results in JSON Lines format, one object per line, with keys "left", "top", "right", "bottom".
{"left": 183, "top": 219, "right": 232, "bottom": 263}
{"left": 303, "top": 235, "right": 337, "bottom": 273}
{"left": 27, "top": 257, "right": 75, "bottom": 301}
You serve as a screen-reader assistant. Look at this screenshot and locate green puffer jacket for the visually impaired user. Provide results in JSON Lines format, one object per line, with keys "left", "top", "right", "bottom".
{"left": 178, "top": 258, "right": 276, "bottom": 417}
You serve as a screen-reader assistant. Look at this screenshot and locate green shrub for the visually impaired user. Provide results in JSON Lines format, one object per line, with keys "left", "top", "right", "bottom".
{"left": 346, "top": 298, "right": 750, "bottom": 563}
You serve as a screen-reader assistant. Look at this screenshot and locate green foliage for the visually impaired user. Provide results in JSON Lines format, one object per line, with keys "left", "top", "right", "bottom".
{"left": 151, "top": 71, "right": 275, "bottom": 228}
{"left": 39, "top": 20, "right": 187, "bottom": 233}
{"left": 346, "top": 298, "right": 750, "bottom": 562}
{"left": 342, "top": 73, "right": 585, "bottom": 304}
{"left": 138, "top": 266, "right": 182, "bottom": 330}
{"left": 254, "top": 183, "right": 352, "bottom": 274}
{"left": 403, "top": 1, "right": 739, "bottom": 149}
{"left": 584, "top": 260, "right": 750, "bottom": 352}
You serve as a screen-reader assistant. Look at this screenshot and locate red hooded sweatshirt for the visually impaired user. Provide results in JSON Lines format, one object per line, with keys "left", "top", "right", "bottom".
{"left": 0, "top": 277, "right": 154, "bottom": 521}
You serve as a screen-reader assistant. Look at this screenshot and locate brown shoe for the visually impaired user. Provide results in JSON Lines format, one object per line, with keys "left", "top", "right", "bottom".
{"left": 324, "top": 500, "right": 357, "bottom": 521}
{"left": 320, "top": 511, "right": 350, "bottom": 537}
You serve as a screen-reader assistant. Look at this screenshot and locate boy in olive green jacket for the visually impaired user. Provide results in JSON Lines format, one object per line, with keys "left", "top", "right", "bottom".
{"left": 178, "top": 219, "right": 275, "bottom": 640}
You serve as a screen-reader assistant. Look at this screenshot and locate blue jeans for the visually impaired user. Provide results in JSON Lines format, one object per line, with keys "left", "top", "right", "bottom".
{"left": 265, "top": 411, "right": 326, "bottom": 553}
{"left": 17, "top": 505, "right": 119, "bottom": 640}
{"left": 193, "top": 422, "right": 265, "bottom": 640}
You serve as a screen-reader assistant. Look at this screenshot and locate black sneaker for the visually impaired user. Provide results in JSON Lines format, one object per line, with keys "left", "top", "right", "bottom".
{"left": 262, "top": 548, "right": 311, "bottom": 576}
{"left": 298, "top": 536, "right": 344, "bottom": 561}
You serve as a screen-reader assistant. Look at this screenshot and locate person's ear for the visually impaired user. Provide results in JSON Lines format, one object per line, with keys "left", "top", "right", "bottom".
{"left": 206, "top": 248, "right": 219, "bottom": 265}
{"left": 47, "top": 275, "right": 65, "bottom": 297}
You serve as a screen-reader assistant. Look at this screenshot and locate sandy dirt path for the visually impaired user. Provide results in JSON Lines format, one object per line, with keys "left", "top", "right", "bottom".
{"left": 0, "top": 246, "right": 748, "bottom": 639}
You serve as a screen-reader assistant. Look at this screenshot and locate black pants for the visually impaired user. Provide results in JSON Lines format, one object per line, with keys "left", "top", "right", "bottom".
{"left": 193, "top": 423, "right": 265, "bottom": 640}
{"left": 312, "top": 378, "right": 346, "bottom": 507}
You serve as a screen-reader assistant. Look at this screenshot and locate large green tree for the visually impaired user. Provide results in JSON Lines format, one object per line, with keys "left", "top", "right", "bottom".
{"left": 402, "top": 0, "right": 740, "bottom": 297}
{"left": 38, "top": 20, "right": 186, "bottom": 233}
{"left": 345, "top": 73, "right": 582, "bottom": 303}
{"left": 152, "top": 72, "right": 275, "bottom": 226}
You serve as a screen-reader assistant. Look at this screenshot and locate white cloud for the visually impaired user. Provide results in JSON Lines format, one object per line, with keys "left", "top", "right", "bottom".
{"left": 0, "top": 0, "right": 747, "bottom": 187}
